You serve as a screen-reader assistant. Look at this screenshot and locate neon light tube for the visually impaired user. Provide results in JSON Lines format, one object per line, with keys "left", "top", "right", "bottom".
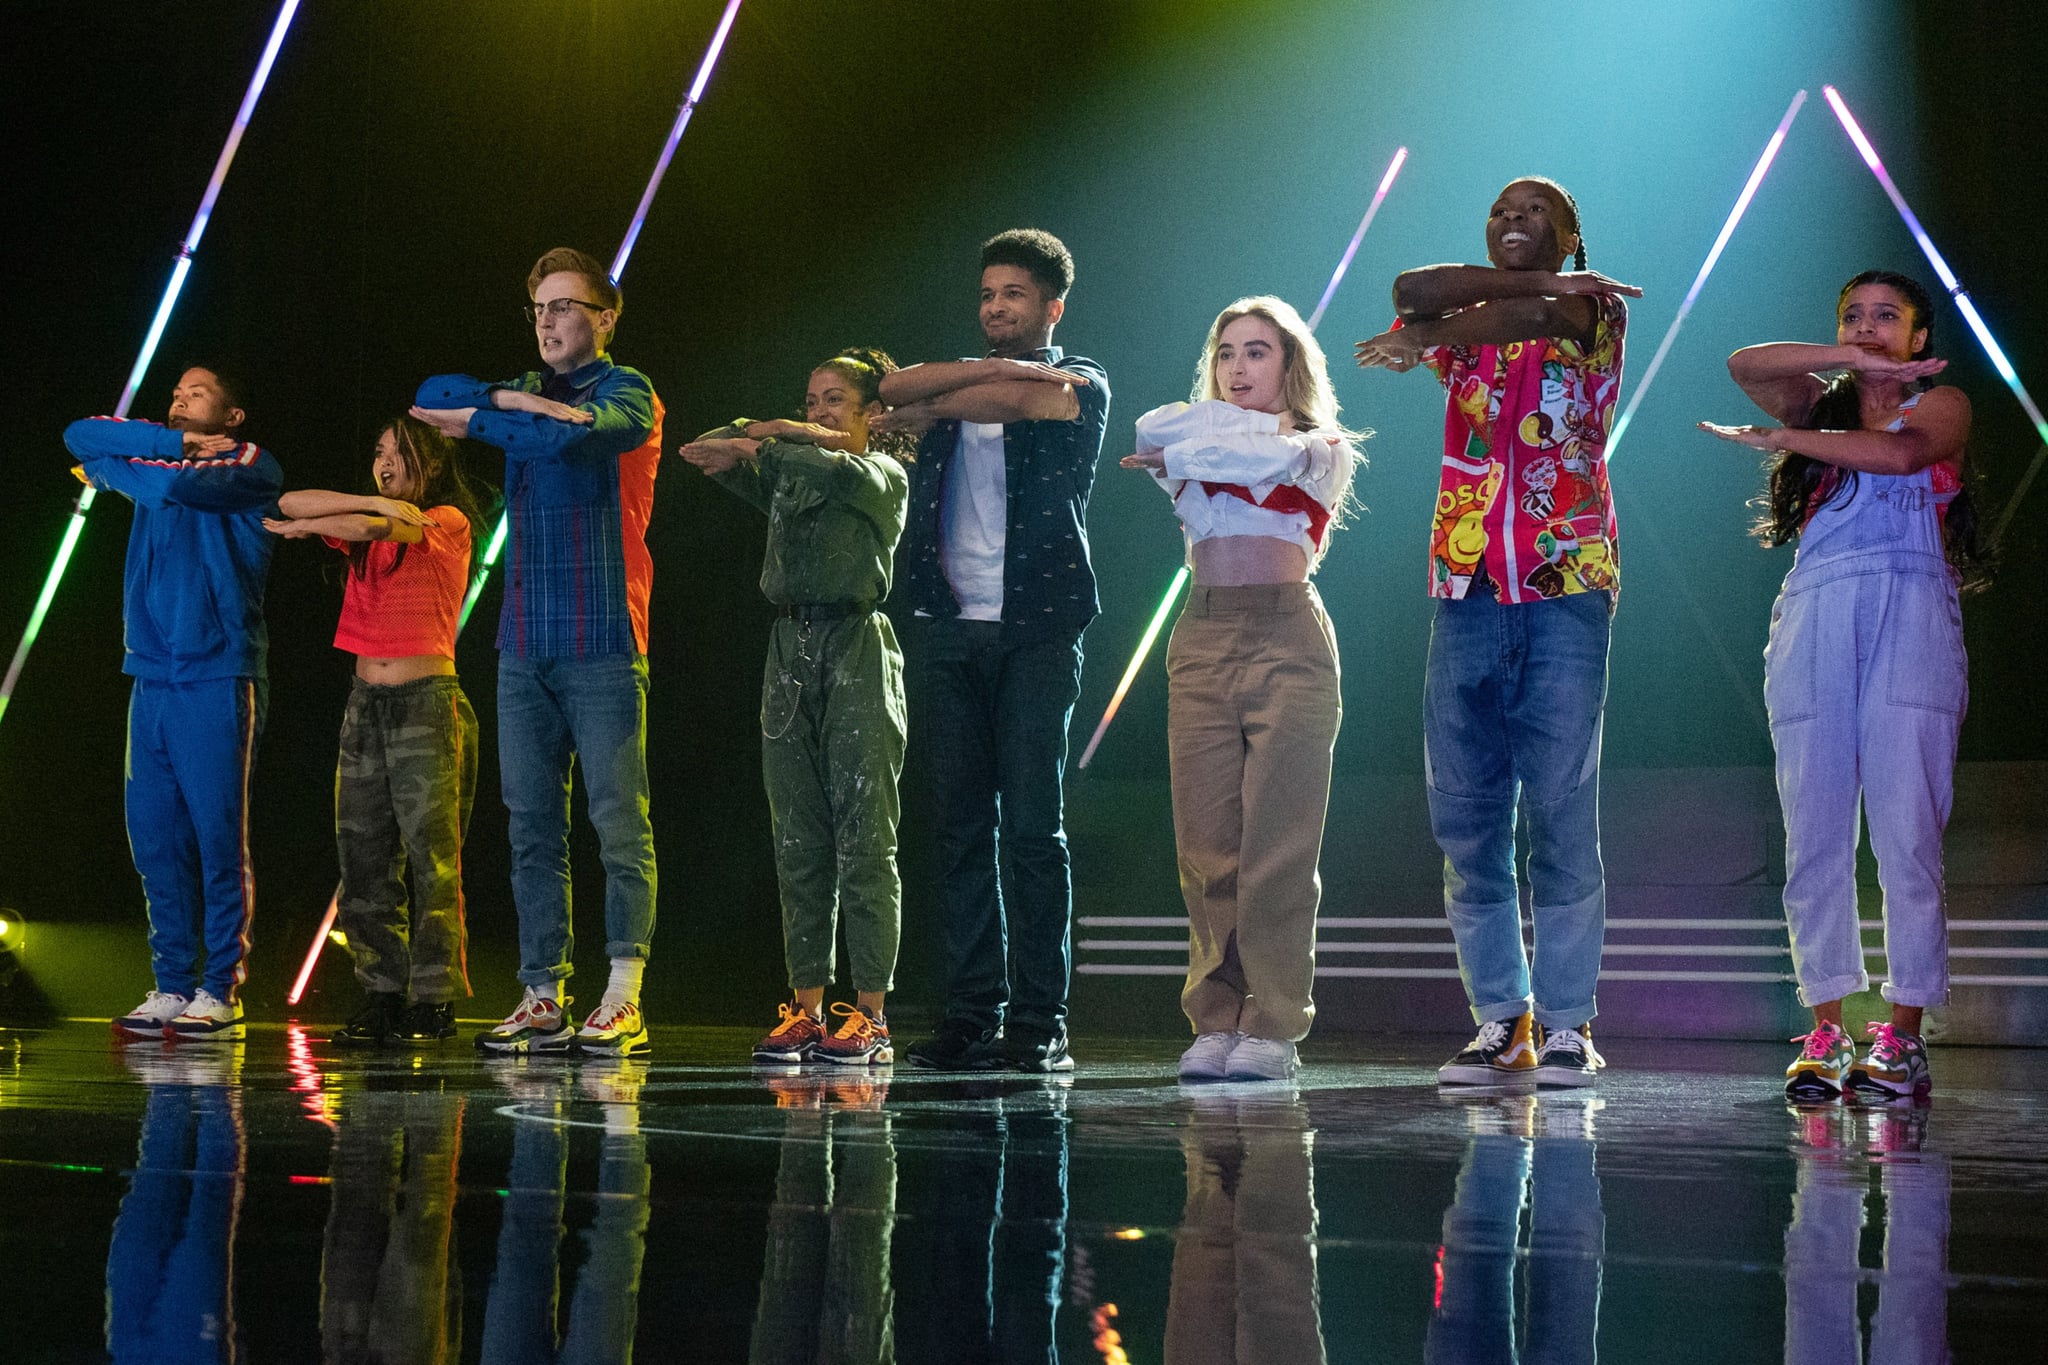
{"left": 0, "top": 0, "right": 303, "bottom": 729}
{"left": 1607, "top": 89, "right": 1807, "bottom": 458}
{"left": 1077, "top": 147, "right": 1409, "bottom": 770}
{"left": 1308, "top": 146, "right": 1409, "bottom": 331}
{"left": 285, "top": 891, "right": 338, "bottom": 1006}
{"left": 612, "top": 0, "right": 744, "bottom": 282}
{"left": 1823, "top": 84, "right": 2048, "bottom": 537}
{"left": 1075, "top": 565, "right": 1187, "bottom": 770}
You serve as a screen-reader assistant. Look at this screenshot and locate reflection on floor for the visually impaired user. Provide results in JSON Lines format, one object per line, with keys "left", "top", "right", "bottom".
{"left": 1, "top": 1022, "right": 2042, "bottom": 1361}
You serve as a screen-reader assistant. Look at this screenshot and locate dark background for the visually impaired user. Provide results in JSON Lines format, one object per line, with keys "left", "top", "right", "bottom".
{"left": 4, "top": 1, "right": 2043, "bottom": 1025}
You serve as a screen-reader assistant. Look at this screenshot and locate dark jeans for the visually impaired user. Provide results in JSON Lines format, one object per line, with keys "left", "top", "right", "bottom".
{"left": 913, "top": 619, "right": 1084, "bottom": 1035}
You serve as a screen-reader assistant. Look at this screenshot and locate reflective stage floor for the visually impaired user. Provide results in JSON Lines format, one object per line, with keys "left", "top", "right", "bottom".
{"left": 2, "top": 1022, "right": 2043, "bottom": 1362}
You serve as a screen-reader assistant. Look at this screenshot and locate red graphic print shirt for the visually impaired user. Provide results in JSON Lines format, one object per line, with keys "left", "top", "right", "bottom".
{"left": 1416, "top": 294, "right": 1628, "bottom": 602}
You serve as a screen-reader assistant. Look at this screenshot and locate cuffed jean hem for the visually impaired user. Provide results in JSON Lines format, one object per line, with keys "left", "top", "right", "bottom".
{"left": 516, "top": 963, "right": 575, "bottom": 988}
{"left": 604, "top": 939, "right": 652, "bottom": 961}
{"left": 1532, "top": 1001, "right": 1598, "bottom": 1031}
{"left": 1880, "top": 980, "right": 1949, "bottom": 1009}
{"left": 1794, "top": 969, "right": 1872, "bottom": 1010}
{"left": 1472, "top": 997, "right": 1535, "bottom": 1025}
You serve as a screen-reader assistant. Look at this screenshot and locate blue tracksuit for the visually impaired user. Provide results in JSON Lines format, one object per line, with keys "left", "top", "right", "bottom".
{"left": 64, "top": 418, "right": 283, "bottom": 1000}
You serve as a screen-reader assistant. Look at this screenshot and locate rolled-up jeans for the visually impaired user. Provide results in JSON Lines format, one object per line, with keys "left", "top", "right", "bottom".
{"left": 497, "top": 653, "right": 658, "bottom": 985}
{"left": 1424, "top": 589, "right": 1611, "bottom": 1030}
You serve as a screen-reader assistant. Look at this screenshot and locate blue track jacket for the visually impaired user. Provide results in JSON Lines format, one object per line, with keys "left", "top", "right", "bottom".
{"left": 63, "top": 418, "right": 283, "bottom": 682}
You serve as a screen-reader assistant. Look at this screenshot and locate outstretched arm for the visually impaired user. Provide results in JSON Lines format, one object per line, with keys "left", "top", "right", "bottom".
{"left": 1356, "top": 294, "right": 1600, "bottom": 370}
{"left": 65, "top": 419, "right": 282, "bottom": 512}
{"left": 1391, "top": 265, "right": 1640, "bottom": 320}
{"left": 877, "top": 356, "right": 1092, "bottom": 406}
{"left": 1698, "top": 385, "right": 1971, "bottom": 475}
{"left": 1725, "top": 343, "right": 1948, "bottom": 425}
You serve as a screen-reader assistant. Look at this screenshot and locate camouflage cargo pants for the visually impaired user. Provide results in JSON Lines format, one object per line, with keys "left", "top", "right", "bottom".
{"left": 336, "top": 675, "right": 478, "bottom": 1000}
{"left": 762, "top": 612, "right": 906, "bottom": 993}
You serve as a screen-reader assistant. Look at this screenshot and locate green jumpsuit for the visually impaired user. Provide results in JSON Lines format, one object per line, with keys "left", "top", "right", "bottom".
{"left": 705, "top": 422, "right": 909, "bottom": 994}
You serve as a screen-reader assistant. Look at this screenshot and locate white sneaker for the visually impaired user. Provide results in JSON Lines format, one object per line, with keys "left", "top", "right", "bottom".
{"left": 1223, "top": 1036, "right": 1299, "bottom": 1081}
{"left": 114, "top": 991, "right": 189, "bottom": 1041}
{"left": 168, "top": 989, "right": 245, "bottom": 1042}
{"left": 1178, "top": 1030, "right": 1243, "bottom": 1081}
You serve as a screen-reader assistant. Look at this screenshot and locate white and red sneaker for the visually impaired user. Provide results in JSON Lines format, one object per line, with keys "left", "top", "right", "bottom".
{"left": 114, "top": 991, "right": 189, "bottom": 1042}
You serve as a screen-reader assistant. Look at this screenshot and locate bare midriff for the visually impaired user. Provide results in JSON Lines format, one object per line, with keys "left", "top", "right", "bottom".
{"left": 1190, "top": 534, "right": 1309, "bottom": 587}
{"left": 355, "top": 654, "right": 456, "bottom": 684}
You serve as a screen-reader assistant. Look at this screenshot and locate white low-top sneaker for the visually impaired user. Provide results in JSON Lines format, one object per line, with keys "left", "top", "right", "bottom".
{"left": 1223, "top": 1036, "right": 1299, "bottom": 1081}
{"left": 1178, "top": 1030, "right": 1242, "bottom": 1081}
{"left": 114, "top": 990, "right": 189, "bottom": 1041}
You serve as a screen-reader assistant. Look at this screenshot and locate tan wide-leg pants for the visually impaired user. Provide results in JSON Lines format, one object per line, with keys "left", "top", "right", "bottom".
{"left": 1167, "top": 582, "right": 1342, "bottom": 1042}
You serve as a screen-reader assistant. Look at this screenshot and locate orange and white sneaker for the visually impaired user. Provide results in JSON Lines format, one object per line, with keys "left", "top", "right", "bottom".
{"left": 1847, "top": 1023, "right": 1931, "bottom": 1100}
{"left": 816, "top": 1003, "right": 893, "bottom": 1067}
{"left": 753, "top": 1003, "right": 826, "bottom": 1065}
{"left": 1437, "top": 1013, "right": 1537, "bottom": 1086}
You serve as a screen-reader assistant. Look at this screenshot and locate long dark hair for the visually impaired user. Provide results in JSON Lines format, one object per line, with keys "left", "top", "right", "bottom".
{"left": 812, "top": 347, "right": 917, "bottom": 461}
{"left": 1754, "top": 269, "right": 1989, "bottom": 588}
{"left": 347, "top": 416, "right": 493, "bottom": 577}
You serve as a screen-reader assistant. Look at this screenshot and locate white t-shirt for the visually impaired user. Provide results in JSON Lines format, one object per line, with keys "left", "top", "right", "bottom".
{"left": 939, "top": 420, "right": 1008, "bottom": 620}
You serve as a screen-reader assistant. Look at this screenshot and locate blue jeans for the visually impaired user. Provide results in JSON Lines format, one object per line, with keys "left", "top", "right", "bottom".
{"left": 498, "top": 654, "right": 657, "bottom": 985}
{"left": 1424, "top": 590, "right": 1611, "bottom": 1029}
{"left": 913, "top": 620, "right": 1083, "bottom": 1035}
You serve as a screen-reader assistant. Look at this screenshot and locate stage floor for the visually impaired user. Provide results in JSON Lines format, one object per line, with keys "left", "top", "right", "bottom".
{"left": 2, "top": 1021, "right": 2042, "bottom": 1361}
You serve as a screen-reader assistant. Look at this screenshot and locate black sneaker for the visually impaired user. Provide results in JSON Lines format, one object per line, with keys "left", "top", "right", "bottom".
{"left": 1532, "top": 1022, "right": 1605, "bottom": 1088}
{"left": 396, "top": 1000, "right": 457, "bottom": 1043}
{"left": 905, "top": 1019, "right": 998, "bottom": 1070}
{"left": 968, "top": 1024, "right": 1075, "bottom": 1073}
{"left": 333, "top": 991, "right": 404, "bottom": 1048}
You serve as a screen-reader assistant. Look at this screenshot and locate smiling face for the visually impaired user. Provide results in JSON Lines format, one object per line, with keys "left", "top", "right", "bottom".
{"left": 166, "top": 367, "right": 243, "bottom": 435}
{"left": 1486, "top": 180, "right": 1578, "bottom": 272}
{"left": 979, "top": 264, "right": 1062, "bottom": 357}
{"left": 1837, "top": 282, "right": 1928, "bottom": 362}
{"left": 371, "top": 427, "right": 419, "bottom": 502}
{"left": 806, "top": 365, "right": 882, "bottom": 450}
{"left": 1212, "top": 314, "right": 1290, "bottom": 415}
{"left": 531, "top": 270, "right": 616, "bottom": 373}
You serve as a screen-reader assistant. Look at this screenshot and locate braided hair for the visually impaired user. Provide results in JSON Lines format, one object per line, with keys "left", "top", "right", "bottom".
{"left": 1509, "top": 176, "right": 1587, "bottom": 270}
{"left": 814, "top": 346, "right": 916, "bottom": 460}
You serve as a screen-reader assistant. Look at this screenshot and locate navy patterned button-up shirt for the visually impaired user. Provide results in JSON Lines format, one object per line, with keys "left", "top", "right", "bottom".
{"left": 900, "top": 346, "right": 1111, "bottom": 639}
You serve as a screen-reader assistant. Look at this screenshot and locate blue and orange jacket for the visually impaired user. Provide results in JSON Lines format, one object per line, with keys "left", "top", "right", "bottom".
{"left": 417, "top": 356, "right": 662, "bottom": 660}
{"left": 63, "top": 418, "right": 283, "bottom": 683}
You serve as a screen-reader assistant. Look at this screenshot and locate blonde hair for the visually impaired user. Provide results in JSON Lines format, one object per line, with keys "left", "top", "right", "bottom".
{"left": 1191, "top": 295, "right": 1365, "bottom": 531}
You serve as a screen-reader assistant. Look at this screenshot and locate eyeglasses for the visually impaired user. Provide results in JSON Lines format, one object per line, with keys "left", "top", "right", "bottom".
{"left": 524, "top": 298, "right": 607, "bottom": 324}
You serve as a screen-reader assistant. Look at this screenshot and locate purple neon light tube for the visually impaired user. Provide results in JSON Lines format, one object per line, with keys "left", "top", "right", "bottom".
{"left": 1307, "top": 146, "right": 1409, "bottom": 331}
{"left": 611, "top": 0, "right": 745, "bottom": 282}
{"left": 1822, "top": 87, "right": 2047, "bottom": 459}
{"left": 1606, "top": 88, "right": 1807, "bottom": 459}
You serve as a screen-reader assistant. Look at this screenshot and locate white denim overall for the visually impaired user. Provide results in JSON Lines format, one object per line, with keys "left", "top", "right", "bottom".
{"left": 1763, "top": 394, "right": 1965, "bottom": 1007}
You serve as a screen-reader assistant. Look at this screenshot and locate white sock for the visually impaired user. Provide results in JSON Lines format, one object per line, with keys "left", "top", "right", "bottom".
{"left": 603, "top": 957, "right": 644, "bottom": 1008}
{"left": 532, "top": 980, "right": 558, "bottom": 1002}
